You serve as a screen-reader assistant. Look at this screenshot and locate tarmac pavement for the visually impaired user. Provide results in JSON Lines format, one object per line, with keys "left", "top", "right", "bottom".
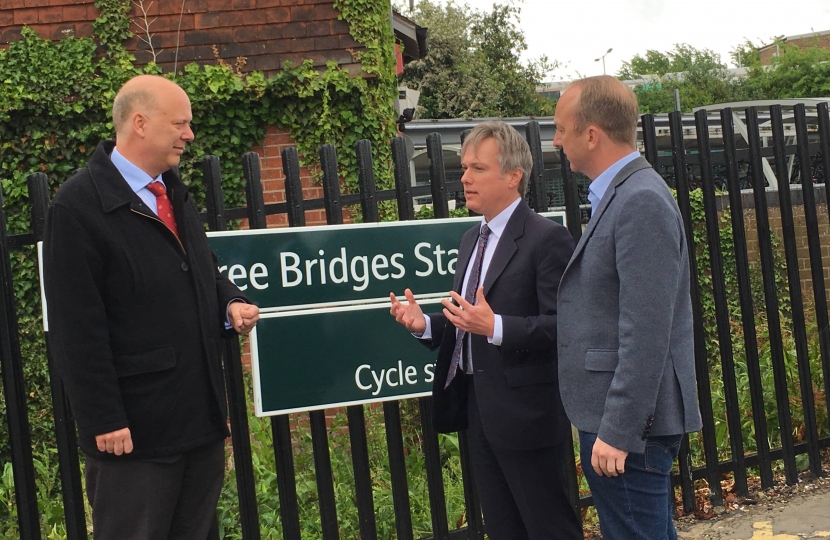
{"left": 677, "top": 483, "right": 830, "bottom": 539}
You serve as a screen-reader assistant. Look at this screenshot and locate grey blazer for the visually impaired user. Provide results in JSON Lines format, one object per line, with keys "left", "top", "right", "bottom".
{"left": 557, "top": 156, "right": 702, "bottom": 454}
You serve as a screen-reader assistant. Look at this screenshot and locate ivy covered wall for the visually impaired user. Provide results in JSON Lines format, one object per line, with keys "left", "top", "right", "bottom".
{"left": 0, "top": 0, "right": 399, "bottom": 507}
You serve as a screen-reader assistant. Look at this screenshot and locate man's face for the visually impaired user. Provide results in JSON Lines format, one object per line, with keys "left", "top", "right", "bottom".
{"left": 141, "top": 89, "right": 194, "bottom": 177}
{"left": 552, "top": 89, "right": 589, "bottom": 175}
{"left": 460, "top": 137, "right": 521, "bottom": 221}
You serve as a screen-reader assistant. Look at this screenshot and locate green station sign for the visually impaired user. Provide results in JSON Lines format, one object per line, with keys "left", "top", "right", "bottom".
{"left": 250, "top": 302, "right": 442, "bottom": 415}
{"left": 208, "top": 213, "right": 564, "bottom": 311}
{"left": 207, "top": 211, "right": 566, "bottom": 416}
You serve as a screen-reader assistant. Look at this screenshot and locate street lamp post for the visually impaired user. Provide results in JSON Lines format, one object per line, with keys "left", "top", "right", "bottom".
{"left": 594, "top": 48, "right": 613, "bottom": 75}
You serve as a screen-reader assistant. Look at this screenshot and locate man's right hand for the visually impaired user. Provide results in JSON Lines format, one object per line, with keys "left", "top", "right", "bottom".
{"left": 390, "top": 288, "right": 426, "bottom": 335}
{"left": 95, "top": 427, "right": 133, "bottom": 456}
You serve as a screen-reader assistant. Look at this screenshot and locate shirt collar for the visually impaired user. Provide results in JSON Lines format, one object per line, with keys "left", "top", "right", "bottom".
{"left": 482, "top": 196, "right": 522, "bottom": 238}
{"left": 110, "top": 146, "right": 164, "bottom": 193}
{"left": 588, "top": 150, "right": 640, "bottom": 210}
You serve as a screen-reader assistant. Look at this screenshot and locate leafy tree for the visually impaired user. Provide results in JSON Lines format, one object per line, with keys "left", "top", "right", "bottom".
{"left": 730, "top": 39, "right": 763, "bottom": 68}
{"left": 617, "top": 44, "right": 750, "bottom": 113}
{"left": 744, "top": 43, "right": 830, "bottom": 99}
{"left": 398, "top": 0, "right": 556, "bottom": 118}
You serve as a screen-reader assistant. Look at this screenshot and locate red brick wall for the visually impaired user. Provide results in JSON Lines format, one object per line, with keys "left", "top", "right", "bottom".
{"left": 742, "top": 203, "right": 830, "bottom": 301}
{"left": 759, "top": 33, "right": 830, "bottom": 65}
{"left": 249, "top": 124, "right": 349, "bottom": 228}
{"left": 0, "top": 0, "right": 363, "bottom": 75}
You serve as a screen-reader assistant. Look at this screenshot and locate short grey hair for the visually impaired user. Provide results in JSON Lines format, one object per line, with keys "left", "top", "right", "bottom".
{"left": 112, "top": 88, "right": 156, "bottom": 133}
{"left": 461, "top": 121, "right": 533, "bottom": 195}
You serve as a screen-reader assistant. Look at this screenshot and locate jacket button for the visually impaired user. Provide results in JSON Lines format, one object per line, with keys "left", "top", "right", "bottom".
{"left": 181, "top": 262, "right": 189, "bottom": 271}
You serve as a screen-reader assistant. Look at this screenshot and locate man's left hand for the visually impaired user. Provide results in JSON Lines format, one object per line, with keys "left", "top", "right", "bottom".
{"left": 442, "top": 287, "right": 495, "bottom": 338}
{"left": 228, "top": 302, "right": 260, "bottom": 334}
{"left": 591, "top": 437, "right": 629, "bottom": 477}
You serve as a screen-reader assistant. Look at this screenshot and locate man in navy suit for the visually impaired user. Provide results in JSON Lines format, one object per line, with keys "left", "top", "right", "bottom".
{"left": 390, "top": 121, "right": 580, "bottom": 539}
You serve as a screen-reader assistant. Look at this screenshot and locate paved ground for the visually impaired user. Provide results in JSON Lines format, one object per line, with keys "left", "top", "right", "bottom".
{"left": 677, "top": 486, "right": 830, "bottom": 539}
{"left": 583, "top": 456, "right": 830, "bottom": 540}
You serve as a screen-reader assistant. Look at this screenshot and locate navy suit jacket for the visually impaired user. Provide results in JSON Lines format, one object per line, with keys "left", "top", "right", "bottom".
{"left": 424, "top": 201, "right": 574, "bottom": 450}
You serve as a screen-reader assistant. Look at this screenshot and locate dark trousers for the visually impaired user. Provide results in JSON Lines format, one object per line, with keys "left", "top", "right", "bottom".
{"left": 467, "top": 383, "right": 582, "bottom": 540}
{"left": 580, "top": 431, "right": 682, "bottom": 540}
{"left": 85, "top": 439, "right": 225, "bottom": 540}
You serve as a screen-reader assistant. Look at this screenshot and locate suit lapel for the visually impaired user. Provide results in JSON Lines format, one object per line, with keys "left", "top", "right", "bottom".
{"left": 568, "top": 157, "right": 653, "bottom": 262}
{"left": 482, "top": 201, "right": 528, "bottom": 295}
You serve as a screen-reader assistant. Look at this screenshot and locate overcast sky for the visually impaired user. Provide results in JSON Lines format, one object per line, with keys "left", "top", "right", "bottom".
{"left": 416, "top": 0, "right": 830, "bottom": 81}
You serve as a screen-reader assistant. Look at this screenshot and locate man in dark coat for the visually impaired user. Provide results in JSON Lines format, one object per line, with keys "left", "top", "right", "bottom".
{"left": 389, "top": 122, "right": 581, "bottom": 539}
{"left": 43, "top": 75, "right": 259, "bottom": 539}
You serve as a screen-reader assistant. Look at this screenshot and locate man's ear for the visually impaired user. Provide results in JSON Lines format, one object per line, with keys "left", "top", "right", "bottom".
{"left": 131, "top": 112, "right": 147, "bottom": 138}
{"left": 586, "top": 125, "right": 605, "bottom": 151}
{"left": 506, "top": 168, "right": 522, "bottom": 190}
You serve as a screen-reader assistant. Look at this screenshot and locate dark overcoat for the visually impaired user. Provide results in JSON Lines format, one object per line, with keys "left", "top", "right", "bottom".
{"left": 43, "top": 141, "right": 244, "bottom": 460}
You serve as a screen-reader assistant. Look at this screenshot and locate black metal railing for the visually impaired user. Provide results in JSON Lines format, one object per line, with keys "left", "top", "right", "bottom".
{"left": 1, "top": 109, "right": 830, "bottom": 539}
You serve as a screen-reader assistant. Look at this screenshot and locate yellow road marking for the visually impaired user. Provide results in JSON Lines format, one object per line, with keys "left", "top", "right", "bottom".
{"left": 746, "top": 521, "right": 799, "bottom": 540}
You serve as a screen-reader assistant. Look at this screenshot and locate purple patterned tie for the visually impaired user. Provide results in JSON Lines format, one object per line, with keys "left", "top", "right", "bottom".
{"left": 445, "top": 223, "right": 490, "bottom": 389}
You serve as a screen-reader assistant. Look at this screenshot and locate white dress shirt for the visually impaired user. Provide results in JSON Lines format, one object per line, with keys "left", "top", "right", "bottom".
{"left": 418, "top": 196, "right": 523, "bottom": 371}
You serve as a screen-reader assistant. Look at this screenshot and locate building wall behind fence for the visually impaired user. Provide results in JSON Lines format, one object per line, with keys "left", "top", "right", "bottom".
{"left": 737, "top": 197, "right": 830, "bottom": 302}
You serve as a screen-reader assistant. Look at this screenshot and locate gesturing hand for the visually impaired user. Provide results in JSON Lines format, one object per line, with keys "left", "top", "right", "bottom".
{"left": 95, "top": 427, "right": 133, "bottom": 456}
{"left": 441, "top": 287, "right": 495, "bottom": 338}
{"left": 591, "top": 437, "right": 629, "bottom": 477}
{"left": 390, "top": 288, "right": 426, "bottom": 335}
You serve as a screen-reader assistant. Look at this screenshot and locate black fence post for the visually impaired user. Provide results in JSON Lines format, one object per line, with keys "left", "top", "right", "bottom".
{"left": 641, "top": 114, "right": 659, "bottom": 168}
{"left": 694, "top": 112, "right": 747, "bottom": 500}
{"left": 560, "top": 151, "right": 582, "bottom": 242}
{"left": 243, "top": 152, "right": 266, "bottom": 229}
{"left": 793, "top": 105, "right": 826, "bottom": 477}
{"left": 283, "top": 148, "right": 307, "bottom": 228}
{"left": 0, "top": 181, "right": 41, "bottom": 540}
{"left": 383, "top": 137, "right": 415, "bottom": 540}
{"left": 744, "top": 107, "right": 798, "bottom": 484}
{"left": 769, "top": 104, "right": 819, "bottom": 482}
{"left": 309, "top": 144, "right": 344, "bottom": 540}
{"left": 816, "top": 102, "right": 830, "bottom": 432}
{"left": 426, "top": 133, "right": 450, "bottom": 219}
{"left": 201, "top": 156, "right": 262, "bottom": 540}
{"left": 320, "top": 144, "right": 379, "bottom": 540}
{"left": 274, "top": 147, "right": 304, "bottom": 540}
{"left": 669, "top": 111, "right": 705, "bottom": 514}
{"left": 356, "top": 140, "right": 379, "bottom": 222}
{"left": 392, "top": 137, "right": 415, "bottom": 220}
{"left": 28, "top": 173, "right": 88, "bottom": 540}
{"left": 525, "top": 121, "right": 547, "bottom": 212}
{"left": 720, "top": 109, "right": 774, "bottom": 489}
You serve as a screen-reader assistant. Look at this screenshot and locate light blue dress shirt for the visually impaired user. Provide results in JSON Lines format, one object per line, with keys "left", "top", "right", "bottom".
{"left": 587, "top": 151, "right": 641, "bottom": 215}
{"left": 110, "top": 147, "right": 164, "bottom": 216}
{"left": 418, "top": 196, "right": 522, "bottom": 371}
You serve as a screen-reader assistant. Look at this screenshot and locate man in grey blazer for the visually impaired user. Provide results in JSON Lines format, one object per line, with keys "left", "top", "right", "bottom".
{"left": 555, "top": 76, "right": 702, "bottom": 539}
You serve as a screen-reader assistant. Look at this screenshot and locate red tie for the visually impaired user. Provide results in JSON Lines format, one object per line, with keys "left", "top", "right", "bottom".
{"left": 146, "top": 181, "right": 179, "bottom": 239}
